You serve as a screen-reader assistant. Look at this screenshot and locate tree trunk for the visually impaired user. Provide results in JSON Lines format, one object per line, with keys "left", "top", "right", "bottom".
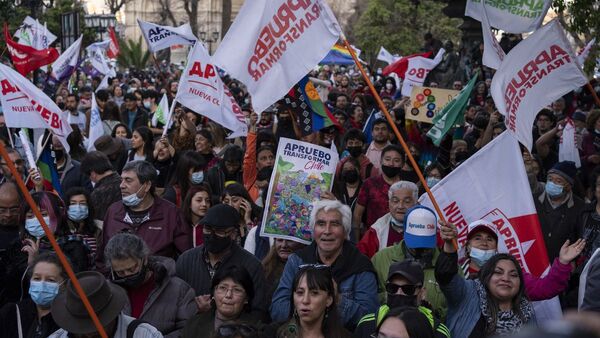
{"left": 184, "top": 0, "right": 199, "bottom": 36}
{"left": 221, "top": 0, "right": 232, "bottom": 36}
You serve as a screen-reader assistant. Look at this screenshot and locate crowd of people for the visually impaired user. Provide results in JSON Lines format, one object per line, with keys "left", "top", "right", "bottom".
{"left": 0, "top": 31, "right": 600, "bottom": 338}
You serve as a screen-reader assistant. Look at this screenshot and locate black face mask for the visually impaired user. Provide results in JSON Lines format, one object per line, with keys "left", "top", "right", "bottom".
{"left": 53, "top": 149, "right": 65, "bottom": 161}
{"left": 205, "top": 234, "right": 232, "bottom": 254}
{"left": 387, "top": 294, "right": 418, "bottom": 309}
{"left": 112, "top": 263, "right": 147, "bottom": 289}
{"left": 257, "top": 166, "right": 274, "bottom": 181}
{"left": 346, "top": 146, "right": 363, "bottom": 158}
{"left": 454, "top": 151, "right": 469, "bottom": 163}
{"left": 381, "top": 165, "right": 401, "bottom": 178}
{"left": 342, "top": 170, "right": 359, "bottom": 184}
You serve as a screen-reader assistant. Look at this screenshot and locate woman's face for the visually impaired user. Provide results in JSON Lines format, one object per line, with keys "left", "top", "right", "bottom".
{"left": 352, "top": 106, "right": 364, "bottom": 122}
{"left": 378, "top": 317, "right": 409, "bottom": 338}
{"left": 195, "top": 134, "right": 211, "bottom": 153}
{"left": 488, "top": 259, "right": 521, "bottom": 303}
{"left": 428, "top": 168, "right": 442, "bottom": 180}
{"left": 114, "top": 86, "right": 123, "bottom": 97}
{"left": 214, "top": 277, "right": 248, "bottom": 320}
{"left": 69, "top": 194, "right": 87, "bottom": 207}
{"left": 155, "top": 141, "right": 170, "bottom": 161}
{"left": 293, "top": 275, "right": 333, "bottom": 325}
{"left": 115, "top": 126, "right": 128, "bottom": 139}
{"left": 274, "top": 239, "right": 304, "bottom": 261}
{"left": 31, "top": 261, "right": 64, "bottom": 286}
{"left": 257, "top": 149, "right": 275, "bottom": 170}
{"left": 340, "top": 76, "right": 349, "bottom": 87}
{"left": 131, "top": 131, "right": 144, "bottom": 149}
{"left": 222, "top": 194, "right": 243, "bottom": 211}
{"left": 190, "top": 191, "right": 211, "bottom": 218}
{"left": 468, "top": 230, "right": 498, "bottom": 251}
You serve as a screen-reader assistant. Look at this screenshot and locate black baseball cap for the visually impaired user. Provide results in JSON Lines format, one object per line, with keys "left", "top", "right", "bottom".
{"left": 387, "top": 260, "right": 424, "bottom": 285}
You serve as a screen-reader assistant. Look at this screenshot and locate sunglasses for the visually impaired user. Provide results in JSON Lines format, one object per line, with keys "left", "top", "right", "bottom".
{"left": 217, "top": 324, "right": 257, "bottom": 337}
{"left": 385, "top": 283, "right": 421, "bottom": 296}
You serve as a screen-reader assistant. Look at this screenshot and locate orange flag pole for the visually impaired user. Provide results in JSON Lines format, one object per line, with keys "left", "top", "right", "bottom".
{"left": 341, "top": 36, "right": 457, "bottom": 250}
{"left": 0, "top": 142, "right": 108, "bottom": 338}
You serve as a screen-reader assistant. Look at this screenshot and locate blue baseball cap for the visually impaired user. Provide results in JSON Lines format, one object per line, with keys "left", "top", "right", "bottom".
{"left": 403, "top": 205, "right": 437, "bottom": 249}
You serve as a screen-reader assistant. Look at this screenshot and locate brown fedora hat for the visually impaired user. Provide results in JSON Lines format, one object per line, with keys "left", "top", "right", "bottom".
{"left": 94, "top": 135, "right": 123, "bottom": 157}
{"left": 51, "top": 271, "right": 127, "bottom": 334}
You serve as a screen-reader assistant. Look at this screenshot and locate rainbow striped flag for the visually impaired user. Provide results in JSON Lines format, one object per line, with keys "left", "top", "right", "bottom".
{"left": 320, "top": 43, "right": 358, "bottom": 65}
{"left": 36, "top": 135, "right": 62, "bottom": 196}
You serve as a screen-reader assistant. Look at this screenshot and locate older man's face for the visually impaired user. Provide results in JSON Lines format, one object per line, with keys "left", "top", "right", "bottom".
{"left": 389, "top": 188, "right": 417, "bottom": 222}
{"left": 314, "top": 209, "right": 345, "bottom": 257}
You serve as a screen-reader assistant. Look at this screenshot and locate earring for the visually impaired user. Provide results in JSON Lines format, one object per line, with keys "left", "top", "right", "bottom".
{"left": 324, "top": 307, "right": 329, "bottom": 320}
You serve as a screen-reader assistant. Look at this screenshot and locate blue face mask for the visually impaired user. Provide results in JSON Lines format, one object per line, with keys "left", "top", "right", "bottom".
{"left": 191, "top": 171, "right": 204, "bottom": 184}
{"left": 545, "top": 181, "right": 564, "bottom": 198}
{"left": 426, "top": 177, "right": 441, "bottom": 187}
{"left": 470, "top": 247, "right": 496, "bottom": 267}
{"left": 123, "top": 185, "right": 145, "bottom": 207}
{"left": 29, "top": 280, "right": 60, "bottom": 306}
{"left": 67, "top": 205, "right": 89, "bottom": 222}
{"left": 25, "top": 216, "right": 50, "bottom": 238}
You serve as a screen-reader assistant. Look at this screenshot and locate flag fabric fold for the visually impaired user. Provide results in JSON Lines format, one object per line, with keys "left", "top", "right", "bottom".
{"left": 377, "top": 46, "right": 400, "bottom": 65}
{"left": 212, "top": 0, "right": 341, "bottom": 113}
{"left": 465, "top": 0, "right": 552, "bottom": 34}
{"left": 558, "top": 119, "right": 581, "bottom": 168}
{"left": 37, "top": 134, "right": 63, "bottom": 196}
{"left": 490, "top": 19, "right": 588, "bottom": 151}
{"left": 480, "top": 2, "right": 506, "bottom": 70}
{"left": 50, "top": 35, "right": 82, "bottom": 83}
{"left": 382, "top": 51, "right": 432, "bottom": 78}
{"left": 137, "top": 19, "right": 197, "bottom": 53}
{"left": 577, "top": 38, "right": 596, "bottom": 65}
{"left": 87, "top": 93, "right": 104, "bottom": 151}
{"left": 320, "top": 43, "right": 361, "bottom": 65}
{"left": 5, "top": 24, "right": 59, "bottom": 76}
{"left": 15, "top": 16, "right": 57, "bottom": 50}
{"left": 151, "top": 94, "right": 170, "bottom": 127}
{"left": 107, "top": 26, "right": 120, "bottom": 59}
{"left": 400, "top": 48, "right": 445, "bottom": 96}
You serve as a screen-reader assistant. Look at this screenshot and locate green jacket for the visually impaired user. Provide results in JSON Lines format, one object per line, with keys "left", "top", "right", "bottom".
{"left": 371, "top": 241, "right": 448, "bottom": 319}
{"left": 354, "top": 305, "right": 450, "bottom": 338}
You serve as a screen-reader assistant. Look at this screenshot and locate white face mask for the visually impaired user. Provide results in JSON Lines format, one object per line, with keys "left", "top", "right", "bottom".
{"left": 122, "top": 185, "right": 145, "bottom": 207}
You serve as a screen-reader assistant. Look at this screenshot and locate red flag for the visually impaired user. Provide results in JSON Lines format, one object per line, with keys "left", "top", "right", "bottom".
{"left": 107, "top": 26, "right": 120, "bottom": 58}
{"left": 383, "top": 51, "right": 432, "bottom": 78}
{"left": 4, "top": 24, "right": 58, "bottom": 76}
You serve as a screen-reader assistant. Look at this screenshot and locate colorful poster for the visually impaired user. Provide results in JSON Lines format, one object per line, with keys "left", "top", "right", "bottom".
{"left": 260, "top": 138, "right": 339, "bottom": 244}
{"left": 408, "top": 86, "right": 461, "bottom": 123}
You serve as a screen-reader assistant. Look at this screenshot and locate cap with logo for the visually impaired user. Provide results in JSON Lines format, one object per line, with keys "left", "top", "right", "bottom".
{"left": 403, "top": 205, "right": 437, "bottom": 249}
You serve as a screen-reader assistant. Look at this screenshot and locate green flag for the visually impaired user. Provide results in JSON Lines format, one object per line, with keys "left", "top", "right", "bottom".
{"left": 151, "top": 94, "right": 170, "bottom": 127}
{"left": 426, "top": 74, "right": 478, "bottom": 146}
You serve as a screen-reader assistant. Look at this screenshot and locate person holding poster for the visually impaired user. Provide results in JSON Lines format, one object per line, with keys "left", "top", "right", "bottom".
{"left": 270, "top": 200, "right": 378, "bottom": 329}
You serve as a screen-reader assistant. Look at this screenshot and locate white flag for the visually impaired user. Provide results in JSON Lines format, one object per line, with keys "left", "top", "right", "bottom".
{"left": 137, "top": 19, "right": 197, "bottom": 53}
{"left": 465, "top": 0, "right": 551, "bottom": 34}
{"left": 490, "top": 20, "right": 587, "bottom": 151}
{"left": 212, "top": 0, "right": 341, "bottom": 113}
{"left": 85, "top": 40, "right": 111, "bottom": 53}
{"left": 401, "top": 48, "right": 445, "bottom": 97}
{"left": 151, "top": 93, "right": 170, "bottom": 127}
{"left": 480, "top": 2, "right": 505, "bottom": 70}
{"left": 96, "top": 75, "right": 110, "bottom": 93}
{"left": 558, "top": 119, "right": 581, "bottom": 168}
{"left": 577, "top": 38, "right": 596, "bottom": 65}
{"left": 0, "top": 63, "right": 72, "bottom": 151}
{"left": 177, "top": 42, "right": 248, "bottom": 137}
{"left": 377, "top": 46, "right": 400, "bottom": 65}
{"left": 50, "top": 35, "right": 82, "bottom": 82}
{"left": 15, "top": 16, "right": 57, "bottom": 50}
{"left": 89, "top": 48, "right": 115, "bottom": 76}
{"left": 87, "top": 93, "right": 103, "bottom": 151}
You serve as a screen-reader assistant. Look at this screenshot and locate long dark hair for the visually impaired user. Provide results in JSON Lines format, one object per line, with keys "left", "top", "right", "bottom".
{"left": 129, "top": 126, "right": 153, "bottom": 160}
{"left": 222, "top": 183, "right": 262, "bottom": 222}
{"left": 376, "top": 306, "right": 434, "bottom": 338}
{"left": 63, "top": 187, "right": 97, "bottom": 237}
{"left": 478, "top": 253, "right": 527, "bottom": 333}
{"left": 181, "top": 183, "right": 213, "bottom": 225}
{"left": 169, "top": 150, "right": 206, "bottom": 201}
{"left": 289, "top": 266, "right": 345, "bottom": 338}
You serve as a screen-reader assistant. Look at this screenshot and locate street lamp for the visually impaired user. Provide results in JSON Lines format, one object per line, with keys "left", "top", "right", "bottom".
{"left": 199, "top": 30, "right": 220, "bottom": 53}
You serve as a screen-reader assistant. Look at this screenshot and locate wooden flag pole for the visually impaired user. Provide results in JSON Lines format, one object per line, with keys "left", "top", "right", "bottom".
{"left": 341, "top": 36, "right": 457, "bottom": 249}
{"left": 0, "top": 143, "right": 108, "bottom": 338}
{"left": 586, "top": 82, "right": 600, "bottom": 108}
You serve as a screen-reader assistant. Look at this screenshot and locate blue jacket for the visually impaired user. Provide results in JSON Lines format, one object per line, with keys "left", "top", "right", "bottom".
{"left": 270, "top": 246, "right": 379, "bottom": 329}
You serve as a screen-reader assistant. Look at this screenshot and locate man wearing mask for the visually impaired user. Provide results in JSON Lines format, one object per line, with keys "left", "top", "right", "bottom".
{"left": 176, "top": 204, "right": 268, "bottom": 317}
{"left": 372, "top": 205, "right": 447, "bottom": 317}
{"left": 98, "top": 161, "right": 190, "bottom": 270}
{"left": 49, "top": 135, "right": 90, "bottom": 194}
{"left": 354, "top": 260, "right": 450, "bottom": 338}
{"left": 336, "top": 129, "right": 377, "bottom": 181}
{"left": 535, "top": 161, "right": 584, "bottom": 261}
{"left": 81, "top": 151, "right": 122, "bottom": 222}
{"left": 205, "top": 145, "right": 244, "bottom": 200}
{"left": 353, "top": 145, "right": 403, "bottom": 241}
{"left": 365, "top": 119, "right": 391, "bottom": 171}
{"left": 358, "top": 181, "right": 417, "bottom": 258}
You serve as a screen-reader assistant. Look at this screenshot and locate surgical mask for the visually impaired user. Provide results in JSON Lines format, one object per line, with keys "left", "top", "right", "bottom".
{"left": 67, "top": 205, "right": 89, "bottom": 222}
{"left": 123, "top": 185, "right": 145, "bottom": 207}
{"left": 143, "top": 101, "right": 152, "bottom": 109}
{"left": 426, "top": 177, "right": 441, "bottom": 187}
{"left": 191, "top": 171, "right": 204, "bottom": 184}
{"left": 545, "top": 181, "right": 564, "bottom": 198}
{"left": 25, "top": 216, "right": 50, "bottom": 238}
{"left": 381, "top": 165, "right": 401, "bottom": 178}
{"left": 470, "top": 247, "right": 496, "bottom": 267}
{"left": 387, "top": 294, "right": 417, "bottom": 308}
{"left": 386, "top": 83, "right": 394, "bottom": 90}
{"left": 204, "top": 234, "right": 232, "bottom": 254}
{"left": 112, "top": 263, "right": 147, "bottom": 289}
{"left": 29, "top": 280, "right": 60, "bottom": 307}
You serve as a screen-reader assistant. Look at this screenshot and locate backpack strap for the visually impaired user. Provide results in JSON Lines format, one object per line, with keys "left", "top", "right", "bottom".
{"left": 127, "top": 319, "right": 148, "bottom": 338}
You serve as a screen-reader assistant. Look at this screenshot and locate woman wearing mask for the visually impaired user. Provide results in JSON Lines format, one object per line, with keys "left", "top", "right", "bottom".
{"left": 380, "top": 77, "right": 397, "bottom": 99}
{"left": 276, "top": 265, "right": 349, "bottom": 338}
{"left": 63, "top": 188, "right": 99, "bottom": 263}
{"left": 181, "top": 184, "right": 213, "bottom": 247}
{"left": 262, "top": 239, "right": 306, "bottom": 305}
{"left": 126, "top": 126, "right": 153, "bottom": 163}
{"left": 222, "top": 183, "right": 262, "bottom": 247}
{"left": 182, "top": 266, "right": 261, "bottom": 337}
{"left": 459, "top": 220, "right": 584, "bottom": 301}
{"left": 163, "top": 150, "right": 206, "bottom": 208}
{"left": 105, "top": 233, "right": 196, "bottom": 337}
{"left": 0, "top": 253, "right": 66, "bottom": 338}
{"left": 333, "top": 156, "right": 362, "bottom": 214}
{"left": 152, "top": 136, "right": 176, "bottom": 190}
{"left": 418, "top": 163, "right": 446, "bottom": 196}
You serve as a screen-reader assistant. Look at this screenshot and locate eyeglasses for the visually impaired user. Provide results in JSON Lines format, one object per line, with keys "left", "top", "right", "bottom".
{"left": 215, "top": 284, "right": 246, "bottom": 297}
{"left": 217, "top": 324, "right": 257, "bottom": 337}
{"left": 385, "top": 283, "right": 421, "bottom": 296}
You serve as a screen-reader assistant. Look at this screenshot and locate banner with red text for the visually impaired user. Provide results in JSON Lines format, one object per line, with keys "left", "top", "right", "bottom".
{"left": 176, "top": 42, "right": 247, "bottom": 137}
{"left": 212, "top": 0, "right": 341, "bottom": 113}
{"left": 465, "top": 0, "right": 551, "bottom": 34}
{"left": 107, "top": 26, "right": 120, "bottom": 59}
{"left": 480, "top": 1, "right": 505, "bottom": 70}
{"left": 401, "top": 48, "right": 445, "bottom": 97}
{"left": 0, "top": 63, "right": 72, "bottom": 151}
{"left": 490, "top": 20, "right": 587, "bottom": 151}
{"left": 419, "top": 132, "right": 549, "bottom": 277}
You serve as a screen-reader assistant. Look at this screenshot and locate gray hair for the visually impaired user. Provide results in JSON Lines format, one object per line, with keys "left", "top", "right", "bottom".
{"left": 104, "top": 233, "right": 150, "bottom": 265}
{"left": 122, "top": 160, "right": 157, "bottom": 186}
{"left": 309, "top": 199, "right": 352, "bottom": 239}
{"left": 388, "top": 181, "right": 418, "bottom": 201}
